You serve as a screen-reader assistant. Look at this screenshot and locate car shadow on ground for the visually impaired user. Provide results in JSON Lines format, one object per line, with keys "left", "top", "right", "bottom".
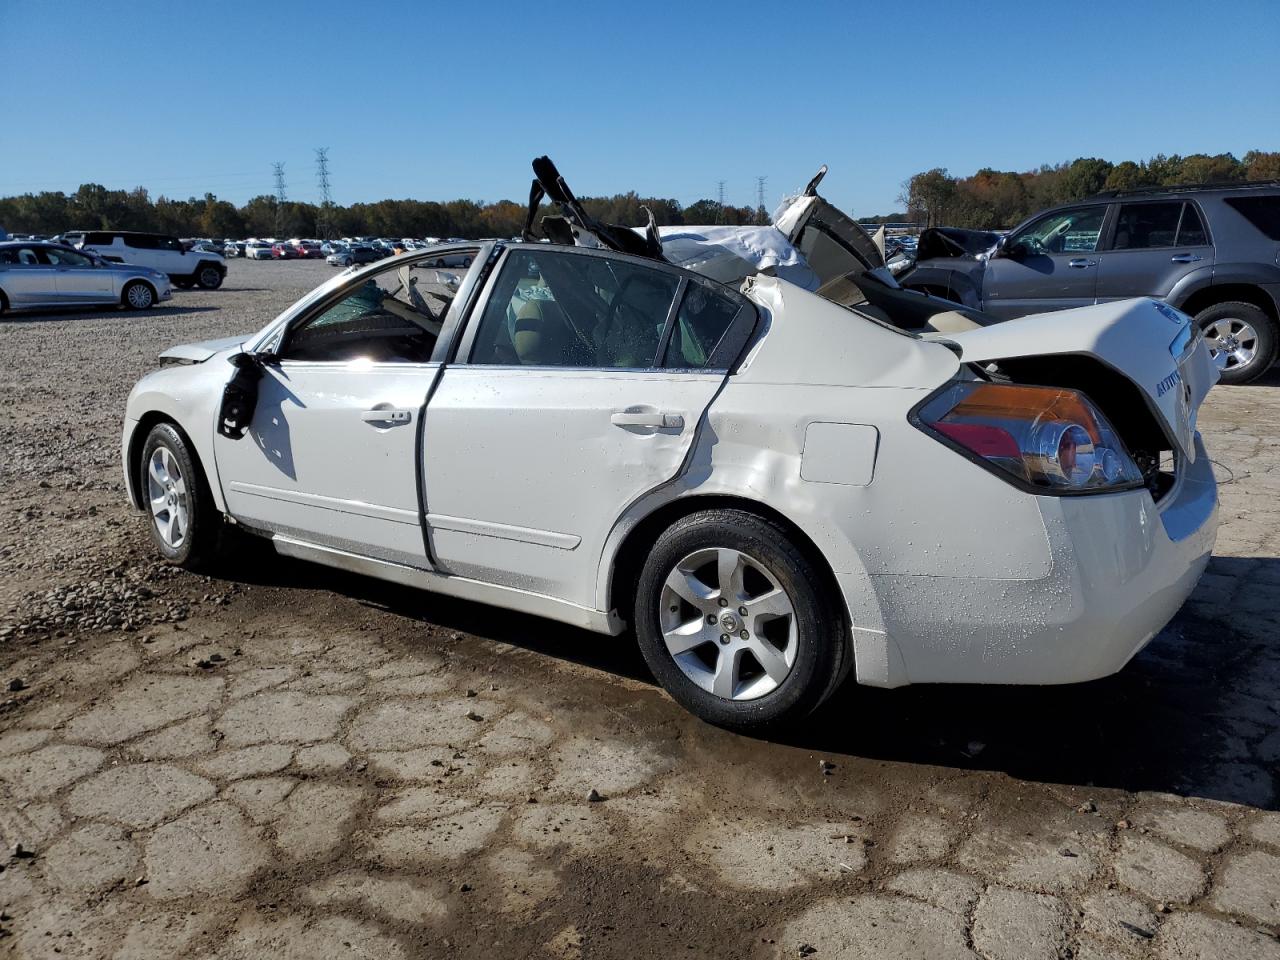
{"left": 2, "top": 305, "right": 221, "bottom": 323}
{"left": 220, "top": 547, "right": 1278, "bottom": 810}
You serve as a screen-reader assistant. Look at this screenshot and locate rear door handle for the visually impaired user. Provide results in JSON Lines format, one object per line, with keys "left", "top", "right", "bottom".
{"left": 610, "top": 410, "right": 684, "bottom": 429}
{"left": 1170, "top": 253, "right": 1203, "bottom": 263}
{"left": 1068, "top": 258, "right": 1097, "bottom": 268}
{"left": 361, "top": 408, "right": 412, "bottom": 425}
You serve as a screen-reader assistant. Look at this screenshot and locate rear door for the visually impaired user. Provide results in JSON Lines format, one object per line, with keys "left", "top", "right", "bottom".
{"left": 982, "top": 205, "right": 1109, "bottom": 319}
{"left": 0, "top": 246, "right": 58, "bottom": 304}
{"left": 1094, "top": 200, "right": 1214, "bottom": 304}
{"left": 45, "top": 245, "right": 115, "bottom": 302}
{"left": 423, "top": 246, "right": 753, "bottom": 609}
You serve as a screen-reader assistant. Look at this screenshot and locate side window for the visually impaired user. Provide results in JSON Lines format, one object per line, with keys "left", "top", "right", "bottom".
{"left": 15, "top": 247, "right": 43, "bottom": 266}
{"left": 662, "top": 282, "right": 742, "bottom": 369}
{"left": 1112, "top": 202, "right": 1183, "bottom": 249}
{"left": 84, "top": 232, "right": 115, "bottom": 246}
{"left": 1175, "top": 204, "right": 1208, "bottom": 246}
{"left": 469, "top": 249, "right": 679, "bottom": 368}
{"left": 156, "top": 237, "right": 183, "bottom": 252}
{"left": 1012, "top": 207, "right": 1106, "bottom": 255}
{"left": 278, "top": 261, "right": 456, "bottom": 363}
{"left": 125, "top": 235, "right": 159, "bottom": 250}
{"left": 44, "top": 247, "right": 92, "bottom": 266}
{"left": 0, "top": 248, "right": 19, "bottom": 264}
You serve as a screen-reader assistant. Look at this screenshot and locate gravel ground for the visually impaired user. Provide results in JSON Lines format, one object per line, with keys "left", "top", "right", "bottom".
{"left": 1, "top": 259, "right": 1279, "bottom": 959}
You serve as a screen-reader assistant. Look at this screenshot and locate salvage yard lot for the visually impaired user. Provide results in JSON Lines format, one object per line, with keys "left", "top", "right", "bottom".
{"left": 1, "top": 260, "right": 1279, "bottom": 959}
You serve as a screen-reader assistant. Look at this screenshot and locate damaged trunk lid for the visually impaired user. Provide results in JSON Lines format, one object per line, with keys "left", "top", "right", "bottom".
{"left": 937, "top": 298, "right": 1217, "bottom": 461}
{"left": 773, "top": 165, "right": 885, "bottom": 286}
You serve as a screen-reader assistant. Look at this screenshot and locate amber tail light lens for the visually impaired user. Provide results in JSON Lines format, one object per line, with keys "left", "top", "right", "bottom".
{"left": 914, "top": 381, "right": 1144, "bottom": 493}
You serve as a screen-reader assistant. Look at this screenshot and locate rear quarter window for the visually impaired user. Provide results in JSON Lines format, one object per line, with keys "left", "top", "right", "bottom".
{"left": 1223, "top": 196, "right": 1280, "bottom": 240}
{"left": 83, "top": 232, "right": 116, "bottom": 246}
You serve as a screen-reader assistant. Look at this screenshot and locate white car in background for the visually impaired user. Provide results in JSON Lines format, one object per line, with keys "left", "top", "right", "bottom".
{"left": 77, "top": 231, "right": 226, "bottom": 289}
{"left": 246, "top": 242, "right": 274, "bottom": 261}
{"left": 120, "top": 160, "right": 1219, "bottom": 728}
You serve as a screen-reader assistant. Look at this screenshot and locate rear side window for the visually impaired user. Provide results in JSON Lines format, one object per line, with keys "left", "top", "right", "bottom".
{"left": 84, "top": 232, "right": 116, "bottom": 246}
{"left": 1224, "top": 196, "right": 1280, "bottom": 240}
{"left": 662, "top": 282, "right": 742, "bottom": 369}
{"left": 1112, "top": 202, "right": 1209, "bottom": 249}
{"left": 124, "top": 235, "right": 159, "bottom": 250}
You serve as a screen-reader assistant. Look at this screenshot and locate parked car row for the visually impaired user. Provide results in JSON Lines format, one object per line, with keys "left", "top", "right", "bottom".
{"left": 121, "top": 157, "right": 1219, "bottom": 729}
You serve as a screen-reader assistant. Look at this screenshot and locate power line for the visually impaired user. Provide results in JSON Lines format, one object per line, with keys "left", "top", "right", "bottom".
{"left": 272, "top": 162, "right": 287, "bottom": 237}
{"left": 315, "top": 148, "right": 334, "bottom": 239}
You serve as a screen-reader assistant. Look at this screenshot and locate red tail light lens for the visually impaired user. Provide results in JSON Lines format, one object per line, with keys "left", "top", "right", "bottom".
{"left": 914, "top": 381, "right": 1143, "bottom": 493}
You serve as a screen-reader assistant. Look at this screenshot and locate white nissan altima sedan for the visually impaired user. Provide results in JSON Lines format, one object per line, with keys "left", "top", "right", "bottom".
{"left": 121, "top": 162, "right": 1220, "bottom": 728}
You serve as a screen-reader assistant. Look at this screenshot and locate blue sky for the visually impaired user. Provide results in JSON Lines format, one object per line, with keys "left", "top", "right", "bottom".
{"left": 2, "top": 0, "right": 1277, "bottom": 216}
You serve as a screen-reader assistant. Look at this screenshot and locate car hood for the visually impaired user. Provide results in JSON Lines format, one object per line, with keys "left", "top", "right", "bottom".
{"left": 935, "top": 298, "right": 1218, "bottom": 460}
{"left": 158, "top": 335, "right": 246, "bottom": 363}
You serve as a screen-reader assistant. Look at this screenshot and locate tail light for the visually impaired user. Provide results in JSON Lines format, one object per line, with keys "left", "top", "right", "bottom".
{"left": 913, "top": 381, "right": 1143, "bottom": 493}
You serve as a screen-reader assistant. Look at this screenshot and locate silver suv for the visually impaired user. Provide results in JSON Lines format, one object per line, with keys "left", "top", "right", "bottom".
{"left": 74, "top": 231, "right": 227, "bottom": 291}
{"left": 901, "top": 181, "right": 1280, "bottom": 384}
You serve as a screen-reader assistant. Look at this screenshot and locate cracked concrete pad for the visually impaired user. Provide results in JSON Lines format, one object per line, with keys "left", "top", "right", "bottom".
{"left": 132, "top": 716, "right": 216, "bottom": 760}
{"left": 114, "top": 911, "right": 221, "bottom": 960}
{"left": 1114, "top": 834, "right": 1206, "bottom": 903}
{"left": 485, "top": 846, "right": 561, "bottom": 916}
{"left": 374, "top": 783, "right": 475, "bottom": 824}
{"left": 884, "top": 868, "right": 982, "bottom": 917}
{"left": 214, "top": 913, "right": 406, "bottom": 960}
{"left": 1210, "top": 850, "right": 1280, "bottom": 924}
{"left": 274, "top": 781, "right": 365, "bottom": 860}
{"left": 546, "top": 738, "right": 672, "bottom": 799}
{"left": 473, "top": 710, "right": 556, "bottom": 757}
{"left": 884, "top": 812, "right": 953, "bottom": 864}
{"left": 222, "top": 776, "right": 297, "bottom": 825}
{"left": 0, "top": 800, "right": 66, "bottom": 849}
{"left": 956, "top": 817, "right": 1100, "bottom": 894}
{"left": 43, "top": 822, "right": 138, "bottom": 892}
{"left": 346, "top": 700, "right": 484, "bottom": 752}
{"left": 781, "top": 894, "right": 975, "bottom": 960}
{"left": 1139, "top": 807, "right": 1231, "bottom": 853}
{"left": 303, "top": 871, "right": 448, "bottom": 925}
{"left": 1080, "top": 890, "right": 1160, "bottom": 948}
{"left": 474, "top": 759, "right": 538, "bottom": 801}
{"left": 63, "top": 674, "right": 224, "bottom": 745}
{"left": 691, "top": 820, "right": 866, "bottom": 891}
{"left": 972, "top": 887, "right": 1070, "bottom": 960}
{"left": 366, "top": 804, "right": 504, "bottom": 866}
{"left": 144, "top": 801, "right": 268, "bottom": 899}
{"left": 1247, "top": 811, "right": 1280, "bottom": 848}
{"left": 0, "top": 728, "right": 52, "bottom": 757}
{"left": 364, "top": 747, "right": 456, "bottom": 781}
{"left": 0, "top": 743, "right": 104, "bottom": 799}
{"left": 368, "top": 671, "right": 453, "bottom": 697}
{"left": 216, "top": 691, "right": 354, "bottom": 746}
{"left": 293, "top": 742, "right": 351, "bottom": 772}
{"left": 225, "top": 666, "right": 295, "bottom": 700}
{"left": 1155, "top": 911, "right": 1280, "bottom": 959}
{"left": 66, "top": 764, "right": 216, "bottom": 829}
{"left": 509, "top": 802, "right": 615, "bottom": 856}
{"left": 193, "top": 744, "right": 294, "bottom": 780}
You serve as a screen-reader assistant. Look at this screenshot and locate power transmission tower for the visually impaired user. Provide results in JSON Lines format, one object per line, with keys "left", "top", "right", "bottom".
{"left": 271, "top": 162, "right": 287, "bottom": 238}
{"left": 716, "top": 180, "right": 726, "bottom": 224}
{"left": 756, "top": 176, "right": 768, "bottom": 224}
{"left": 315, "top": 147, "right": 334, "bottom": 239}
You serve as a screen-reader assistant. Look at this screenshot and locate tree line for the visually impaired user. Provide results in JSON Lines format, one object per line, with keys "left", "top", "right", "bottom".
{"left": 897, "top": 151, "right": 1280, "bottom": 230}
{"left": 0, "top": 183, "right": 768, "bottom": 240}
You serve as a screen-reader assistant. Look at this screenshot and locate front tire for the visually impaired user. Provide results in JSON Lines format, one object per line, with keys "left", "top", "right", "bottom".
{"left": 140, "top": 423, "right": 223, "bottom": 570}
{"left": 196, "top": 264, "right": 223, "bottom": 289}
{"left": 122, "top": 280, "right": 155, "bottom": 310}
{"left": 1195, "top": 301, "right": 1276, "bottom": 385}
{"left": 633, "top": 509, "right": 848, "bottom": 729}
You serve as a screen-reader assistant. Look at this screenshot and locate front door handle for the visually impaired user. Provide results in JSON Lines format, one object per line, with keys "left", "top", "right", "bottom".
{"left": 1170, "top": 253, "right": 1203, "bottom": 263}
{"left": 610, "top": 410, "right": 684, "bottom": 429}
{"left": 1068, "top": 258, "right": 1097, "bottom": 268}
{"left": 361, "top": 408, "right": 412, "bottom": 425}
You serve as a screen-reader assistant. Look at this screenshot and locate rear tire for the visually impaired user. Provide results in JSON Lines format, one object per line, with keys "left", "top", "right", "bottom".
{"left": 122, "top": 281, "right": 155, "bottom": 310}
{"left": 140, "top": 423, "right": 224, "bottom": 571}
{"left": 633, "top": 509, "right": 848, "bottom": 729}
{"left": 196, "top": 264, "right": 223, "bottom": 289}
{"left": 0, "top": 290, "right": 8, "bottom": 317}
{"left": 1195, "top": 301, "right": 1276, "bottom": 385}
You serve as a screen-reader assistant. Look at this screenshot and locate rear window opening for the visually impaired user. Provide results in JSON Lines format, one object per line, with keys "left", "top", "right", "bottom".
{"left": 1223, "top": 195, "right": 1280, "bottom": 240}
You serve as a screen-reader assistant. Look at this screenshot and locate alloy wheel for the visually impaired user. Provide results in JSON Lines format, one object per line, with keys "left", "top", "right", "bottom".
{"left": 199, "top": 267, "right": 220, "bottom": 287}
{"left": 658, "top": 547, "right": 798, "bottom": 701}
{"left": 1204, "top": 317, "right": 1258, "bottom": 371}
{"left": 147, "top": 446, "right": 189, "bottom": 548}
{"left": 127, "top": 283, "right": 153, "bottom": 309}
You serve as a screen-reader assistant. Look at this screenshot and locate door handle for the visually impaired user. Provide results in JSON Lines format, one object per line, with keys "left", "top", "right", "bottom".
{"left": 610, "top": 410, "right": 684, "bottom": 429}
{"left": 1068, "top": 258, "right": 1097, "bottom": 268}
{"left": 361, "top": 408, "right": 412, "bottom": 425}
{"left": 1170, "top": 253, "right": 1203, "bottom": 263}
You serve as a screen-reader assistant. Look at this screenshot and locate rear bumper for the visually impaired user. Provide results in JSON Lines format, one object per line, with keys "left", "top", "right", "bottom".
{"left": 865, "top": 433, "right": 1218, "bottom": 686}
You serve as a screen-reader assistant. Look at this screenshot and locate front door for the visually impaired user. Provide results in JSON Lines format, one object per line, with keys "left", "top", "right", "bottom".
{"left": 424, "top": 246, "right": 752, "bottom": 610}
{"left": 982, "top": 204, "right": 1109, "bottom": 319}
{"left": 1094, "top": 200, "right": 1215, "bottom": 304}
{"left": 214, "top": 258, "right": 467, "bottom": 567}
{"left": 45, "top": 245, "right": 115, "bottom": 302}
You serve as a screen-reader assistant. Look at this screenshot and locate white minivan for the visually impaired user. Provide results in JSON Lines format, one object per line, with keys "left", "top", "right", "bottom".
{"left": 76, "top": 231, "right": 227, "bottom": 289}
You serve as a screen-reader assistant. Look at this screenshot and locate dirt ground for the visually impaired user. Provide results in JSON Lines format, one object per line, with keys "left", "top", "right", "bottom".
{"left": 1, "top": 259, "right": 1279, "bottom": 959}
